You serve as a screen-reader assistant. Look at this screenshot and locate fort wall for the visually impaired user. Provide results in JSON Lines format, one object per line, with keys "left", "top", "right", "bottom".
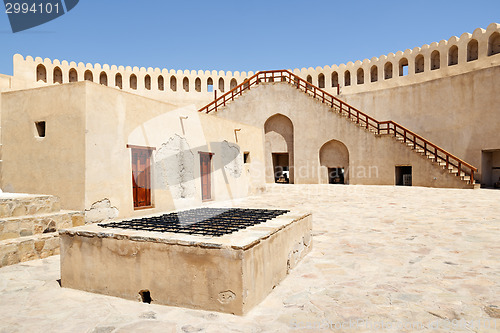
{"left": 9, "top": 23, "right": 500, "bottom": 108}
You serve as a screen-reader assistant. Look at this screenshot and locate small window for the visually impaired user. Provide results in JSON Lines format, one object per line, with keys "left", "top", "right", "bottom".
{"left": 384, "top": 62, "right": 393, "bottom": 79}
{"left": 331, "top": 72, "right": 339, "bottom": 87}
{"left": 344, "top": 71, "right": 351, "bottom": 86}
{"left": 145, "top": 75, "right": 151, "bottom": 90}
{"left": 195, "top": 77, "right": 201, "bottom": 92}
{"left": 158, "top": 75, "right": 164, "bottom": 91}
{"left": 207, "top": 77, "right": 213, "bottom": 92}
{"left": 448, "top": 46, "right": 459, "bottom": 66}
{"left": 399, "top": 58, "right": 409, "bottom": 76}
{"left": 218, "top": 77, "right": 225, "bottom": 92}
{"left": 130, "top": 74, "right": 137, "bottom": 90}
{"left": 115, "top": 73, "right": 123, "bottom": 89}
{"left": 431, "top": 50, "right": 440, "bottom": 70}
{"left": 395, "top": 166, "right": 412, "bottom": 186}
{"left": 99, "top": 72, "right": 108, "bottom": 86}
{"left": 415, "top": 55, "right": 424, "bottom": 74}
{"left": 84, "top": 70, "right": 93, "bottom": 82}
{"left": 318, "top": 73, "right": 325, "bottom": 88}
{"left": 467, "top": 39, "right": 479, "bottom": 62}
{"left": 356, "top": 68, "right": 364, "bottom": 84}
{"left": 35, "top": 121, "right": 46, "bottom": 138}
{"left": 243, "top": 152, "right": 250, "bottom": 164}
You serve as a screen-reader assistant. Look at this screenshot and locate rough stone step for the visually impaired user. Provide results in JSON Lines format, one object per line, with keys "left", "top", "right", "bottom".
{"left": 0, "top": 211, "right": 84, "bottom": 241}
{"left": 0, "top": 232, "right": 60, "bottom": 268}
{"left": 0, "top": 194, "right": 61, "bottom": 218}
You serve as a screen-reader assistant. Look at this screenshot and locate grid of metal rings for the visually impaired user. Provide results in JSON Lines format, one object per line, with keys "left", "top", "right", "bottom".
{"left": 98, "top": 208, "right": 289, "bottom": 237}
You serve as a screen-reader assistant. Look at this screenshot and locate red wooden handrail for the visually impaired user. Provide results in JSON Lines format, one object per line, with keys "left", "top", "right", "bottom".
{"left": 198, "top": 70, "right": 477, "bottom": 184}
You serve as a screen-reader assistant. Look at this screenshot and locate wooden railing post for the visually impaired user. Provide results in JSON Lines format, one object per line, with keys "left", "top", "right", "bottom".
{"left": 435, "top": 147, "right": 438, "bottom": 162}
{"left": 470, "top": 170, "right": 474, "bottom": 184}
{"left": 404, "top": 129, "right": 407, "bottom": 143}
{"left": 446, "top": 155, "right": 449, "bottom": 169}
{"left": 366, "top": 115, "right": 368, "bottom": 129}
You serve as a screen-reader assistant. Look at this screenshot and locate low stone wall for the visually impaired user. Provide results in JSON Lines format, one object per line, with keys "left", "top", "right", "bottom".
{"left": 60, "top": 210, "right": 312, "bottom": 315}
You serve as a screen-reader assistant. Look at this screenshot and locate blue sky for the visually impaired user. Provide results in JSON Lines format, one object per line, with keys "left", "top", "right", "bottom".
{"left": 0, "top": 0, "right": 498, "bottom": 75}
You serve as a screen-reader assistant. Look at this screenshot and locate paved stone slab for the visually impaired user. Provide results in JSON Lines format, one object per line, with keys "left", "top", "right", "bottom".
{"left": 0, "top": 185, "right": 499, "bottom": 332}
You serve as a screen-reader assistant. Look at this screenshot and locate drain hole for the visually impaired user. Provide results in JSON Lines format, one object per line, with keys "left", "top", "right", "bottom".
{"left": 139, "top": 290, "right": 152, "bottom": 304}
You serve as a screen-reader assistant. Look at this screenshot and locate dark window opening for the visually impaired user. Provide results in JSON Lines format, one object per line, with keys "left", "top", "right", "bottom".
{"left": 139, "top": 290, "right": 152, "bottom": 304}
{"left": 272, "top": 153, "right": 289, "bottom": 183}
{"left": 207, "top": 78, "right": 213, "bottom": 92}
{"left": 328, "top": 168, "right": 345, "bottom": 184}
{"left": 35, "top": 121, "right": 46, "bottom": 138}
{"left": 396, "top": 166, "right": 412, "bottom": 186}
{"left": 243, "top": 152, "right": 250, "bottom": 164}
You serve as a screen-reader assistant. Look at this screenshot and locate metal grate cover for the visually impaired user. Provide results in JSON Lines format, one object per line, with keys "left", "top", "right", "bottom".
{"left": 98, "top": 208, "right": 289, "bottom": 237}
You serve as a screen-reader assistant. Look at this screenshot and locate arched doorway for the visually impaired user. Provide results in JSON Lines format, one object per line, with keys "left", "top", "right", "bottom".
{"left": 264, "top": 114, "right": 294, "bottom": 184}
{"left": 319, "top": 140, "right": 349, "bottom": 184}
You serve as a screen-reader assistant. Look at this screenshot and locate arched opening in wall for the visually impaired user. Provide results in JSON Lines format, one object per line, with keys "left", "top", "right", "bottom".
{"left": 158, "top": 75, "right": 164, "bottom": 91}
{"left": 99, "top": 72, "right": 108, "bottom": 86}
{"left": 319, "top": 140, "right": 349, "bottom": 184}
{"left": 218, "top": 78, "right": 224, "bottom": 92}
{"left": 264, "top": 114, "right": 294, "bottom": 184}
{"left": 356, "top": 68, "right": 364, "bottom": 84}
{"left": 170, "top": 76, "right": 177, "bottom": 91}
{"left": 331, "top": 72, "right": 338, "bottom": 87}
{"left": 36, "top": 64, "right": 47, "bottom": 83}
{"left": 183, "top": 77, "right": 189, "bottom": 92}
{"left": 431, "top": 50, "right": 440, "bottom": 70}
{"left": 145, "top": 75, "right": 151, "bottom": 90}
{"left": 115, "top": 73, "right": 123, "bottom": 89}
{"left": 84, "top": 70, "right": 93, "bottom": 82}
{"left": 399, "top": 58, "right": 408, "bottom": 76}
{"left": 230, "top": 78, "right": 237, "bottom": 90}
{"left": 488, "top": 32, "right": 500, "bottom": 56}
{"left": 243, "top": 78, "right": 249, "bottom": 89}
{"left": 69, "top": 68, "right": 78, "bottom": 82}
{"left": 344, "top": 71, "right": 351, "bottom": 86}
{"left": 195, "top": 77, "right": 201, "bottom": 92}
{"left": 415, "top": 55, "right": 424, "bottom": 73}
{"left": 306, "top": 75, "right": 312, "bottom": 89}
{"left": 53, "top": 67, "right": 62, "bottom": 84}
{"left": 318, "top": 73, "right": 325, "bottom": 88}
{"left": 130, "top": 74, "right": 137, "bottom": 90}
{"left": 467, "top": 39, "right": 479, "bottom": 62}
{"left": 384, "top": 62, "right": 393, "bottom": 79}
{"left": 370, "top": 66, "right": 378, "bottom": 82}
{"left": 207, "top": 78, "right": 213, "bottom": 92}
{"left": 448, "top": 45, "right": 458, "bottom": 66}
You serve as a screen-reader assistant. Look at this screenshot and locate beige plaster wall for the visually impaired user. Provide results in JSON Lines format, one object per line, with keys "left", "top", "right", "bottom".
{"left": 0, "top": 84, "right": 87, "bottom": 209}
{"left": 342, "top": 65, "right": 500, "bottom": 179}
{"left": 1, "top": 82, "right": 265, "bottom": 217}
{"left": 83, "top": 82, "right": 265, "bottom": 219}
{"left": 213, "top": 83, "right": 473, "bottom": 188}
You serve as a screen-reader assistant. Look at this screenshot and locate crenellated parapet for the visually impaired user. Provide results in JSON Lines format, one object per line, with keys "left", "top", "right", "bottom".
{"left": 12, "top": 55, "right": 255, "bottom": 104}
{"left": 11, "top": 23, "right": 500, "bottom": 101}
{"left": 292, "top": 22, "right": 500, "bottom": 95}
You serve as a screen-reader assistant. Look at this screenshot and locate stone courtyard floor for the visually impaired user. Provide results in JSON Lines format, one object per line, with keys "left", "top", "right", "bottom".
{"left": 0, "top": 185, "right": 499, "bottom": 333}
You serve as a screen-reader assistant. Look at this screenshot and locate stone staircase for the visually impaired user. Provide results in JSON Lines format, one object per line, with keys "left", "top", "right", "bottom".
{"left": 342, "top": 115, "right": 480, "bottom": 188}
{"left": 0, "top": 193, "right": 84, "bottom": 268}
{"left": 199, "top": 70, "right": 478, "bottom": 188}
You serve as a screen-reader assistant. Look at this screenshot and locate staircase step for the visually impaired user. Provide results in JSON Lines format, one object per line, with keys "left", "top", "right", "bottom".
{"left": 0, "top": 211, "right": 83, "bottom": 241}
{"left": 0, "top": 232, "right": 60, "bottom": 268}
{"left": 0, "top": 194, "right": 60, "bottom": 218}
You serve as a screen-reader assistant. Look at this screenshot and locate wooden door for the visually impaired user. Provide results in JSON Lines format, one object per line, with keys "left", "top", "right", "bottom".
{"left": 199, "top": 152, "right": 212, "bottom": 201}
{"left": 131, "top": 148, "right": 152, "bottom": 208}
